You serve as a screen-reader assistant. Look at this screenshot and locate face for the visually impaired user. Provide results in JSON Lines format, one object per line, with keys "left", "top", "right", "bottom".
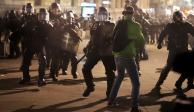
{"left": 26, "top": 7, "right": 34, "bottom": 14}
{"left": 51, "top": 8, "right": 61, "bottom": 15}
{"left": 97, "top": 11, "right": 108, "bottom": 21}
{"left": 67, "top": 12, "right": 74, "bottom": 23}
{"left": 123, "top": 11, "right": 133, "bottom": 19}
{"left": 38, "top": 13, "right": 49, "bottom": 22}
{"left": 174, "top": 15, "right": 183, "bottom": 22}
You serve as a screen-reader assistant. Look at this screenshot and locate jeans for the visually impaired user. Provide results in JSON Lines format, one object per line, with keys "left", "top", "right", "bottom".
{"left": 108, "top": 56, "right": 140, "bottom": 108}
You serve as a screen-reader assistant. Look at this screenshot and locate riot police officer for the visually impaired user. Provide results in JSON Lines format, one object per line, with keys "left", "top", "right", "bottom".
{"left": 82, "top": 7, "right": 115, "bottom": 98}
{"left": 61, "top": 11, "right": 81, "bottom": 78}
{"left": 19, "top": 8, "right": 53, "bottom": 86}
{"left": 6, "top": 10, "right": 21, "bottom": 58}
{"left": 20, "top": 3, "right": 37, "bottom": 53}
{"left": 21, "top": 3, "right": 36, "bottom": 23}
{"left": 45, "top": 2, "right": 62, "bottom": 69}
{"left": 48, "top": 2, "right": 81, "bottom": 81}
{"left": 151, "top": 11, "right": 194, "bottom": 92}
{"left": 48, "top": 2, "right": 64, "bottom": 81}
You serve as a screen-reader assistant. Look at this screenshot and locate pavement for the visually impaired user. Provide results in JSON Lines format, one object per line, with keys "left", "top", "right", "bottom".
{"left": 0, "top": 44, "right": 194, "bottom": 112}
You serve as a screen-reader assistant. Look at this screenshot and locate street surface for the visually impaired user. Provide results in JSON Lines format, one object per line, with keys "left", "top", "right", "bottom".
{"left": 0, "top": 43, "right": 194, "bottom": 112}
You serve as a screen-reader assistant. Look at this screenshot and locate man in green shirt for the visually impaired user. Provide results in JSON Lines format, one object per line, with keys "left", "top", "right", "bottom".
{"left": 108, "top": 6, "right": 144, "bottom": 112}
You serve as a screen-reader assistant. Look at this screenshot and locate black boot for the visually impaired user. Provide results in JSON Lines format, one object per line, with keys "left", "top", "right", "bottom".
{"left": 62, "top": 70, "right": 68, "bottom": 75}
{"left": 72, "top": 72, "right": 78, "bottom": 79}
{"left": 49, "top": 74, "right": 58, "bottom": 82}
{"left": 71, "top": 61, "right": 78, "bottom": 79}
{"left": 19, "top": 77, "right": 31, "bottom": 84}
{"left": 83, "top": 87, "right": 95, "bottom": 97}
{"left": 186, "top": 84, "right": 194, "bottom": 90}
{"left": 175, "top": 82, "right": 182, "bottom": 91}
{"left": 19, "top": 67, "right": 31, "bottom": 84}
{"left": 38, "top": 78, "right": 46, "bottom": 87}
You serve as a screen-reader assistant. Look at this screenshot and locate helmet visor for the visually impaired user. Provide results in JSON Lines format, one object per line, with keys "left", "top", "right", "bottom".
{"left": 51, "top": 8, "right": 61, "bottom": 15}
{"left": 38, "top": 12, "right": 49, "bottom": 21}
{"left": 26, "top": 7, "right": 34, "bottom": 13}
{"left": 97, "top": 12, "right": 108, "bottom": 21}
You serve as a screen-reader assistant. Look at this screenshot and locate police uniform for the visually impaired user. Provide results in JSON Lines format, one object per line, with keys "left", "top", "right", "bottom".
{"left": 19, "top": 8, "right": 53, "bottom": 86}
{"left": 61, "top": 22, "right": 81, "bottom": 78}
{"left": 82, "top": 20, "right": 116, "bottom": 98}
{"left": 153, "top": 13, "right": 194, "bottom": 90}
{"left": 6, "top": 10, "right": 22, "bottom": 58}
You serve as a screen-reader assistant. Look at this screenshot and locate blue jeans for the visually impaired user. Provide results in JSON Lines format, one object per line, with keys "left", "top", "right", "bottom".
{"left": 108, "top": 56, "right": 140, "bottom": 108}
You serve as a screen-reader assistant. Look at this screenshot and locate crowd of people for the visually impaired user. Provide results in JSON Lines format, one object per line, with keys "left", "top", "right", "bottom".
{"left": 0, "top": 1, "right": 194, "bottom": 112}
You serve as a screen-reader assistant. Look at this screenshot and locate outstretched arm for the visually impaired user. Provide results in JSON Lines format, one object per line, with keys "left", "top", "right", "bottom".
{"left": 157, "top": 24, "right": 169, "bottom": 49}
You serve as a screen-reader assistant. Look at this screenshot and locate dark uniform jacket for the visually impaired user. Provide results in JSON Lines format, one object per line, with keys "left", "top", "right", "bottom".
{"left": 88, "top": 21, "right": 115, "bottom": 56}
{"left": 158, "top": 21, "right": 194, "bottom": 51}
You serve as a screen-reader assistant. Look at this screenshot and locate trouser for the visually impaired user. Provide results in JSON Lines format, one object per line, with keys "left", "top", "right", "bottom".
{"left": 82, "top": 52, "right": 115, "bottom": 95}
{"left": 139, "top": 47, "right": 148, "bottom": 60}
{"left": 155, "top": 50, "right": 186, "bottom": 88}
{"left": 135, "top": 54, "right": 140, "bottom": 71}
{"left": 109, "top": 57, "right": 140, "bottom": 108}
{"left": 62, "top": 51, "right": 78, "bottom": 75}
{"left": 175, "top": 74, "right": 194, "bottom": 88}
{"left": 21, "top": 47, "right": 46, "bottom": 80}
{"left": 9, "top": 32, "right": 21, "bottom": 57}
{"left": 50, "top": 47, "right": 72, "bottom": 76}
{"left": 45, "top": 44, "right": 52, "bottom": 68}
{"left": 9, "top": 40, "right": 20, "bottom": 57}
{"left": 50, "top": 48, "right": 63, "bottom": 76}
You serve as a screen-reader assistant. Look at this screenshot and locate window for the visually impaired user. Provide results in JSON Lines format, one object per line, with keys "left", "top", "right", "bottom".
{"left": 71, "top": 0, "right": 75, "bottom": 6}
{"left": 115, "top": 0, "right": 122, "bottom": 8}
{"left": 55, "top": 0, "right": 61, "bottom": 4}
{"left": 121, "top": 0, "right": 125, "bottom": 7}
{"left": 84, "top": 0, "right": 95, "bottom": 2}
{"left": 34, "top": 0, "right": 41, "bottom": 6}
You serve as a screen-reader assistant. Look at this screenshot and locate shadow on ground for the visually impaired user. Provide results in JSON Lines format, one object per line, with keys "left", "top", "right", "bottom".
{"left": 0, "top": 67, "right": 37, "bottom": 74}
{"left": 47, "top": 76, "right": 108, "bottom": 86}
{"left": 0, "top": 75, "right": 108, "bottom": 96}
{"left": 94, "top": 90, "right": 194, "bottom": 112}
{"left": 13, "top": 98, "right": 108, "bottom": 112}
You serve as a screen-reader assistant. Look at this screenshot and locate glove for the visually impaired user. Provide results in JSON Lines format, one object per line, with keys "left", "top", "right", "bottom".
{"left": 83, "top": 47, "right": 87, "bottom": 54}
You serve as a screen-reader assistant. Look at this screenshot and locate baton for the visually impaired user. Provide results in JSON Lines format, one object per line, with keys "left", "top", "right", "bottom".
{"left": 76, "top": 54, "right": 86, "bottom": 65}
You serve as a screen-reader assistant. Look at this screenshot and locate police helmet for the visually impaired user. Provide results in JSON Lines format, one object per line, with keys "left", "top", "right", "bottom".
{"left": 8, "top": 10, "right": 17, "bottom": 19}
{"left": 66, "top": 11, "right": 74, "bottom": 23}
{"left": 22, "top": 5, "right": 26, "bottom": 13}
{"left": 66, "top": 11, "right": 74, "bottom": 19}
{"left": 131, "top": 0, "right": 138, "bottom": 5}
{"left": 50, "top": 2, "right": 61, "bottom": 15}
{"left": 122, "top": 6, "right": 134, "bottom": 15}
{"left": 173, "top": 11, "right": 184, "bottom": 22}
{"left": 38, "top": 8, "right": 49, "bottom": 21}
{"left": 97, "top": 6, "right": 109, "bottom": 21}
{"left": 62, "top": 13, "right": 67, "bottom": 20}
{"left": 26, "top": 3, "right": 34, "bottom": 13}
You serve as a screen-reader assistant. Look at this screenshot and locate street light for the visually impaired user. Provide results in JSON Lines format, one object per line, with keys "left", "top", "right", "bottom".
{"left": 102, "top": 0, "right": 111, "bottom": 5}
{"left": 102, "top": 0, "right": 111, "bottom": 7}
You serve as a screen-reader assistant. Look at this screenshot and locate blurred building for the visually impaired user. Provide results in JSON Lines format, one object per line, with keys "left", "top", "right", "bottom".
{"left": 149, "top": 0, "right": 194, "bottom": 17}
{"left": 0, "top": 0, "right": 150, "bottom": 20}
{"left": 0, "top": 0, "right": 34, "bottom": 15}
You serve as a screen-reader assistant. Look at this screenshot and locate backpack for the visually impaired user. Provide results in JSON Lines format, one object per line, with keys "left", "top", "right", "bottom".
{"left": 112, "top": 20, "right": 131, "bottom": 52}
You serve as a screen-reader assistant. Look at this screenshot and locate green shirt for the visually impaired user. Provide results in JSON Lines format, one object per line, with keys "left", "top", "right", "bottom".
{"left": 114, "top": 19, "right": 145, "bottom": 58}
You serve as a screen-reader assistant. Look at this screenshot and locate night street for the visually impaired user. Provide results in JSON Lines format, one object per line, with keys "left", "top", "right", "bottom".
{"left": 1, "top": 44, "right": 194, "bottom": 112}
